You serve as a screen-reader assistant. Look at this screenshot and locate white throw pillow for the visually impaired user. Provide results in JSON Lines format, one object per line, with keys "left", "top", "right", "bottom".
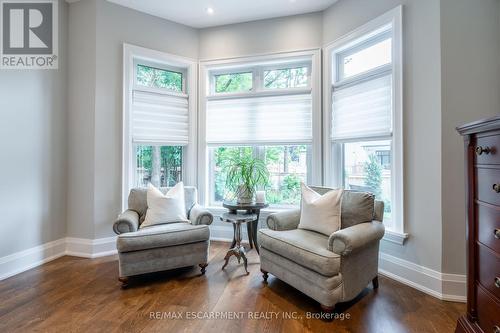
{"left": 298, "top": 183, "right": 343, "bottom": 236}
{"left": 141, "top": 182, "right": 189, "bottom": 228}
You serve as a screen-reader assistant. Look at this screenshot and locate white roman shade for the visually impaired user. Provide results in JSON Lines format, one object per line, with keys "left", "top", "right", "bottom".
{"left": 206, "top": 93, "right": 312, "bottom": 144}
{"left": 331, "top": 74, "right": 392, "bottom": 140}
{"left": 132, "top": 90, "right": 189, "bottom": 145}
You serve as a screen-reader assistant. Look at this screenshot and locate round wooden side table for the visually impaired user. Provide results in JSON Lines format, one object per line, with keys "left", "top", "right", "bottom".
{"left": 220, "top": 212, "right": 257, "bottom": 275}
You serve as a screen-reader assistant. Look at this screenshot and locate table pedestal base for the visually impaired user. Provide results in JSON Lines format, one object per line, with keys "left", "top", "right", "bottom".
{"left": 222, "top": 245, "right": 248, "bottom": 275}
{"left": 221, "top": 220, "right": 249, "bottom": 275}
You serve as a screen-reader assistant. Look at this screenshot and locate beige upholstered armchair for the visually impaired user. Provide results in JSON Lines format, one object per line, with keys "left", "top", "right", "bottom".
{"left": 258, "top": 187, "right": 385, "bottom": 311}
{"left": 113, "top": 186, "right": 213, "bottom": 287}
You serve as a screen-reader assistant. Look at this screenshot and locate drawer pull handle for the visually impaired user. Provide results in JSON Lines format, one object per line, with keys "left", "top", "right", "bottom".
{"left": 493, "top": 184, "right": 500, "bottom": 193}
{"left": 495, "top": 277, "right": 500, "bottom": 288}
{"left": 494, "top": 326, "right": 500, "bottom": 333}
{"left": 476, "top": 146, "right": 491, "bottom": 155}
{"left": 495, "top": 229, "right": 500, "bottom": 239}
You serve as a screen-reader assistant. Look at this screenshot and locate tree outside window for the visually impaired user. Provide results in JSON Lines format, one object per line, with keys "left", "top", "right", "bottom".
{"left": 136, "top": 145, "right": 183, "bottom": 188}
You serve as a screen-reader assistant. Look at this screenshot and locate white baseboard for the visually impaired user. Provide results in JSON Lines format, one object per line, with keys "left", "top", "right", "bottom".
{"left": 65, "top": 236, "right": 117, "bottom": 258}
{"left": 0, "top": 236, "right": 118, "bottom": 281}
{"left": 0, "top": 239, "right": 67, "bottom": 281}
{"left": 0, "top": 230, "right": 467, "bottom": 303}
{"left": 379, "top": 252, "right": 466, "bottom": 302}
{"left": 210, "top": 225, "right": 466, "bottom": 303}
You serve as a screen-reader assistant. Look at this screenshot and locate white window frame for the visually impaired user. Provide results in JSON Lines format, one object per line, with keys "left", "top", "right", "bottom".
{"left": 323, "top": 6, "right": 407, "bottom": 243}
{"left": 199, "top": 50, "right": 322, "bottom": 207}
{"left": 122, "top": 44, "right": 197, "bottom": 209}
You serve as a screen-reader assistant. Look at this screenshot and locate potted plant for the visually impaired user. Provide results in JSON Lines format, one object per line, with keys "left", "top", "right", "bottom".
{"left": 224, "top": 155, "right": 269, "bottom": 204}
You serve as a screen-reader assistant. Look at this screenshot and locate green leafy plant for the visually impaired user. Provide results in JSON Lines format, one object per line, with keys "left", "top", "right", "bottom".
{"left": 224, "top": 155, "right": 269, "bottom": 202}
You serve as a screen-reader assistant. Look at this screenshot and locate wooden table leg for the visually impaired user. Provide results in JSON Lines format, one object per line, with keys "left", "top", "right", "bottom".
{"left": 221, "top": 250, "right": 233, "bottom": 270}
{"left": 247, "top": 221, "right": 254, "bottom": 249}
{"left": 230, "top": 223, "right": 236, "bottom": 248}
{"left": 229, "top": 209, "right": 237, "bottom": 248}
{"left": 252, "top": 210, "right": 261, "bottom": 254}
{"left": 240, "top": 245, "right": 249, "bottom": 275}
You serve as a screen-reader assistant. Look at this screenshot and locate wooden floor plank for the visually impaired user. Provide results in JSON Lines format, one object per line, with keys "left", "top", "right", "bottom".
{"left": 0, "top": 241, "right": 464, "bottom": 333}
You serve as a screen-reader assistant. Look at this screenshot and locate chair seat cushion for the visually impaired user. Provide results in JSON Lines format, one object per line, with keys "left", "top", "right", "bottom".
{"left": 258, "top": 229, "right": 340, "bottom": 276}
{"left": 117, "top": 222, "right": 209, "bottom": 253}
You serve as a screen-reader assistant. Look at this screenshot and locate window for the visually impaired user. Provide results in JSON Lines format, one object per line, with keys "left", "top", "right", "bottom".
{"left": 136, "top": 64, "right": 183, "bottom": 92}
{"left": 214, "top": 72, "right": 253, "bottom": 93}
{"left": 200, "top": 51, "right": 321, "bottom": 207}
{"left": 338, "top": 35, "right": 392, "bottom": 80}
{"left": 343, "top": 140, "right": 392, "bottom": 222}
{"left": 123, "top": 44, "right": 197, "bottom": 206}
{"left": 376, "top": 149, "right": 391, "bottom": 170}
{"left": 131, "top": 62, "right": 187, "bottom": 188}
{"left": 209, "top": 145, "right": 310, "bottom": 207}
{"left": 264, "top": 66, "right": 309, "bottom": 89}
{"left": 324, "top": 7, "right": 403, "bottom": 234}
{"left": 135, "top": 145, "right": 183, "bottom": 188}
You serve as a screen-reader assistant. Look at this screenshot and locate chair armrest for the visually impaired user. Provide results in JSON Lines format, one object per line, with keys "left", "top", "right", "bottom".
{"left": 328, "top": 221, "right": 385, "bottom": 255}
{"left": 189, "top": 204, "right": 214, "bottom": 225}
{"left": 266, "top": 208, "right": 301, "bottom": 231}
{"left": 113, "top": 209, "right": 140, "bottom": 235}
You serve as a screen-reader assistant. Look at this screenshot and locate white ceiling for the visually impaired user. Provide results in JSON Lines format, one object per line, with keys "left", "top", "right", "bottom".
{"left": 106, "top": 0, "right": 338, "bottom": 28}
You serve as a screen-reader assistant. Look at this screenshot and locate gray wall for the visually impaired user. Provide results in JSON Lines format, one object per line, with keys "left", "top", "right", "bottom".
{"left": 323, "top": 0, "right": 444, "bottom": 271}
{"left": 0, "top": 0, "right": 68, "bottom": 257}
{"left": 199, "top": 12, "right": 323, "bottom": 59}
{"left": 67, "top": 0, "right": 97, "bottom": 239}
{"left": 66, "top": 0, "right": 200, "bottom": 239}
{"left": 440, "top": 0, "right": 500, "bottom": 274}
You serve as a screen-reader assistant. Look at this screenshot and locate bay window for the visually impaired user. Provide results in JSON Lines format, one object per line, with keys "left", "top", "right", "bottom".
{"left": 200, "top": 51, "right": 321, "bottom": 207}
{"left": 324, "top": 7, "right": 405, "bottom": 238}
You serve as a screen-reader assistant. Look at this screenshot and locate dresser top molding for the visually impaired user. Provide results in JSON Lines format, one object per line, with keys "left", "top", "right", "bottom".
{"left": 457, "top": 114, "right": 500, "bottom": 136}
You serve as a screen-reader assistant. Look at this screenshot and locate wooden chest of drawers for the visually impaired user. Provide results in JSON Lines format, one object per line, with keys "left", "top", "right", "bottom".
{"left": 456, "top": 116, "right": 500, "bottom": 333}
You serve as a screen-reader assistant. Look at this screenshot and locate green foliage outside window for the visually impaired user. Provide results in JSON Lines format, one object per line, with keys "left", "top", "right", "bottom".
{"left": 215, "top": 72, "right": 253, "bottom": 93}
{"left": 212, "top": 145, "right": 307, "bottom": 206}
{"left": 264, "top": 67, "right": 308, "bottom": 89}
{"left": 213, "top": 147, "right": 253, "bottom": 201}
{"left": 363, "top": 154, "right": 382, "bottom": 199}
{"left": 363, "top": 153, "right": 392, "bottom": 216}
{"left": 136, "top": 145, "right": 182, "bottom": 187}
{"left": 137, "top": 64, "right": 183, "bottom": 92}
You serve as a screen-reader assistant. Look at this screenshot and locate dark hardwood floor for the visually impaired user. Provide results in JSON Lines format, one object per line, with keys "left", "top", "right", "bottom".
{"left": 0, "top": 241, "right": 464, "bottom": 333}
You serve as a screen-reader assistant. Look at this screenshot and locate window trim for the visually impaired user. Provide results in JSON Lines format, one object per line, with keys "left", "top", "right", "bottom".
{"left": 323, "top": 6, "right": 406, "bottom": 238}
{"left": 199, "top": 49, "right": 322, "bottom": 206}
{"left": 122, "top": 44, "right": 197, "bottom": 210}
